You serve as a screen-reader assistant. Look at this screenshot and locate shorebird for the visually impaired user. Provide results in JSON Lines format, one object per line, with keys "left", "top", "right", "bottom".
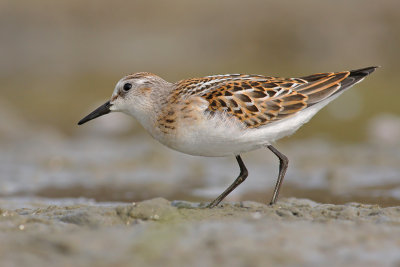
{"left": 78, "top": 66, "right": 377, "bottom": 208}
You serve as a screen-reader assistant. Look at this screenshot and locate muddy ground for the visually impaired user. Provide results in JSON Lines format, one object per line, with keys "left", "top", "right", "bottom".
{"left": 1, "top": 106, "right": 400, "bottom": 266}
{"left": 1, "top": 197, "right": 400, "bottom": 267}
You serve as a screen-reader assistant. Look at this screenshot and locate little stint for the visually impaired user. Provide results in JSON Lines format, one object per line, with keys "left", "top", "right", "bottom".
{"left": 78, "top": 66, "right": 377, "bottom": 208}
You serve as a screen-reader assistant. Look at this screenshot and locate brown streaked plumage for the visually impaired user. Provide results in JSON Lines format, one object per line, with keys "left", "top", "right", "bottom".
{"left": 123, "top": 72, "right": 159, "bottom": 80}
{"left": 171, "top": 69, "right": 358, "bottom": 129}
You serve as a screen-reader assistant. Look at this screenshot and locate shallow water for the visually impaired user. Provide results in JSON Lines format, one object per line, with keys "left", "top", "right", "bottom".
{"left": 1, "top": 124, "right": 400, "bottom": 207}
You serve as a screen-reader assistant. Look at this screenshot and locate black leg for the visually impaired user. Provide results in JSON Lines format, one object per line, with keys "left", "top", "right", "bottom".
{"left": 267, "top": 145, "right": 289, "bottom": 205}
{"left": 207, "top": 155, "right": 248, "bottom": 208}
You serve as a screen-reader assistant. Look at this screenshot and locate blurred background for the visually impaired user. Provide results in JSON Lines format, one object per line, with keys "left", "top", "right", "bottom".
{"left": 1, "top": 0, "right": 400, "bottom": 206}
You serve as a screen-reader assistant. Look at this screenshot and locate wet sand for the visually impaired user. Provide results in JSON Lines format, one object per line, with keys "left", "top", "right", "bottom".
{"left": 1, "top": 105, "right": 400, "bottom": 266}
{"left": 1, "top": 197, "right": 400, "bottom": 267}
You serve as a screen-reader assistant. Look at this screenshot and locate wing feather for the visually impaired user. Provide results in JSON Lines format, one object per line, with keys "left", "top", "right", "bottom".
{"left": 172, "top": 67, "right": 377, "bottom": 128}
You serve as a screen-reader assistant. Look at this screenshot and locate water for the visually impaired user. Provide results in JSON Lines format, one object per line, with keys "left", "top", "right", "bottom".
{"left": 1, "top": 125, "right": 400, "bottom": 207}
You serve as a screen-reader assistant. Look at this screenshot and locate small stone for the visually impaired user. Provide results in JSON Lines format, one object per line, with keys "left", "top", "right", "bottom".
{"left": 251, "top": 212, "right": 262, "bottom": 219}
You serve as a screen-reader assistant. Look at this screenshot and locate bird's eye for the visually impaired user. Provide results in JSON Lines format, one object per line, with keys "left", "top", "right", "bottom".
{"left": 123, "top": 83, "right": 132, "bottom": 92}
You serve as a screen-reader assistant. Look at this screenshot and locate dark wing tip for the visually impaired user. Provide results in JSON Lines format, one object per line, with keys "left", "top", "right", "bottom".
{"left": 349, "top": 66, "right": 379, "bottom": 77}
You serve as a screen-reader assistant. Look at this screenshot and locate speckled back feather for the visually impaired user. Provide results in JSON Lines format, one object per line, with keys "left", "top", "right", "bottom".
{"left": 173, "top": 67, "right": 376, "bottom": 128}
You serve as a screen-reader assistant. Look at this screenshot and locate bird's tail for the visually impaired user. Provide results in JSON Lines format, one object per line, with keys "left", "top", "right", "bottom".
{"left": 297, "top": 66, "right": 378, "bottom": 105}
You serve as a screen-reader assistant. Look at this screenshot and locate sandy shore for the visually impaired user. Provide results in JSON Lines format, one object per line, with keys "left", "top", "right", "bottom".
{"left": 1, "top": 106, "right": 400, "bottom": 266}
{"left": 1, "top": 197, "right": 399, "bottom": 267}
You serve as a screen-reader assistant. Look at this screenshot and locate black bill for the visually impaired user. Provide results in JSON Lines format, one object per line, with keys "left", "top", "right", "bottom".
{"left": 78, "top": 101, "right": 112, "bottom": 125}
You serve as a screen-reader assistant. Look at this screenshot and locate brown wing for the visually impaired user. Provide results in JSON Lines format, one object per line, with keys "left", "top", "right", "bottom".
{"left": 200, "top": 76, "right": 309, "bottom": 128}
{"left": 196, "top": 67, "right": 377, "bottom": 128}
